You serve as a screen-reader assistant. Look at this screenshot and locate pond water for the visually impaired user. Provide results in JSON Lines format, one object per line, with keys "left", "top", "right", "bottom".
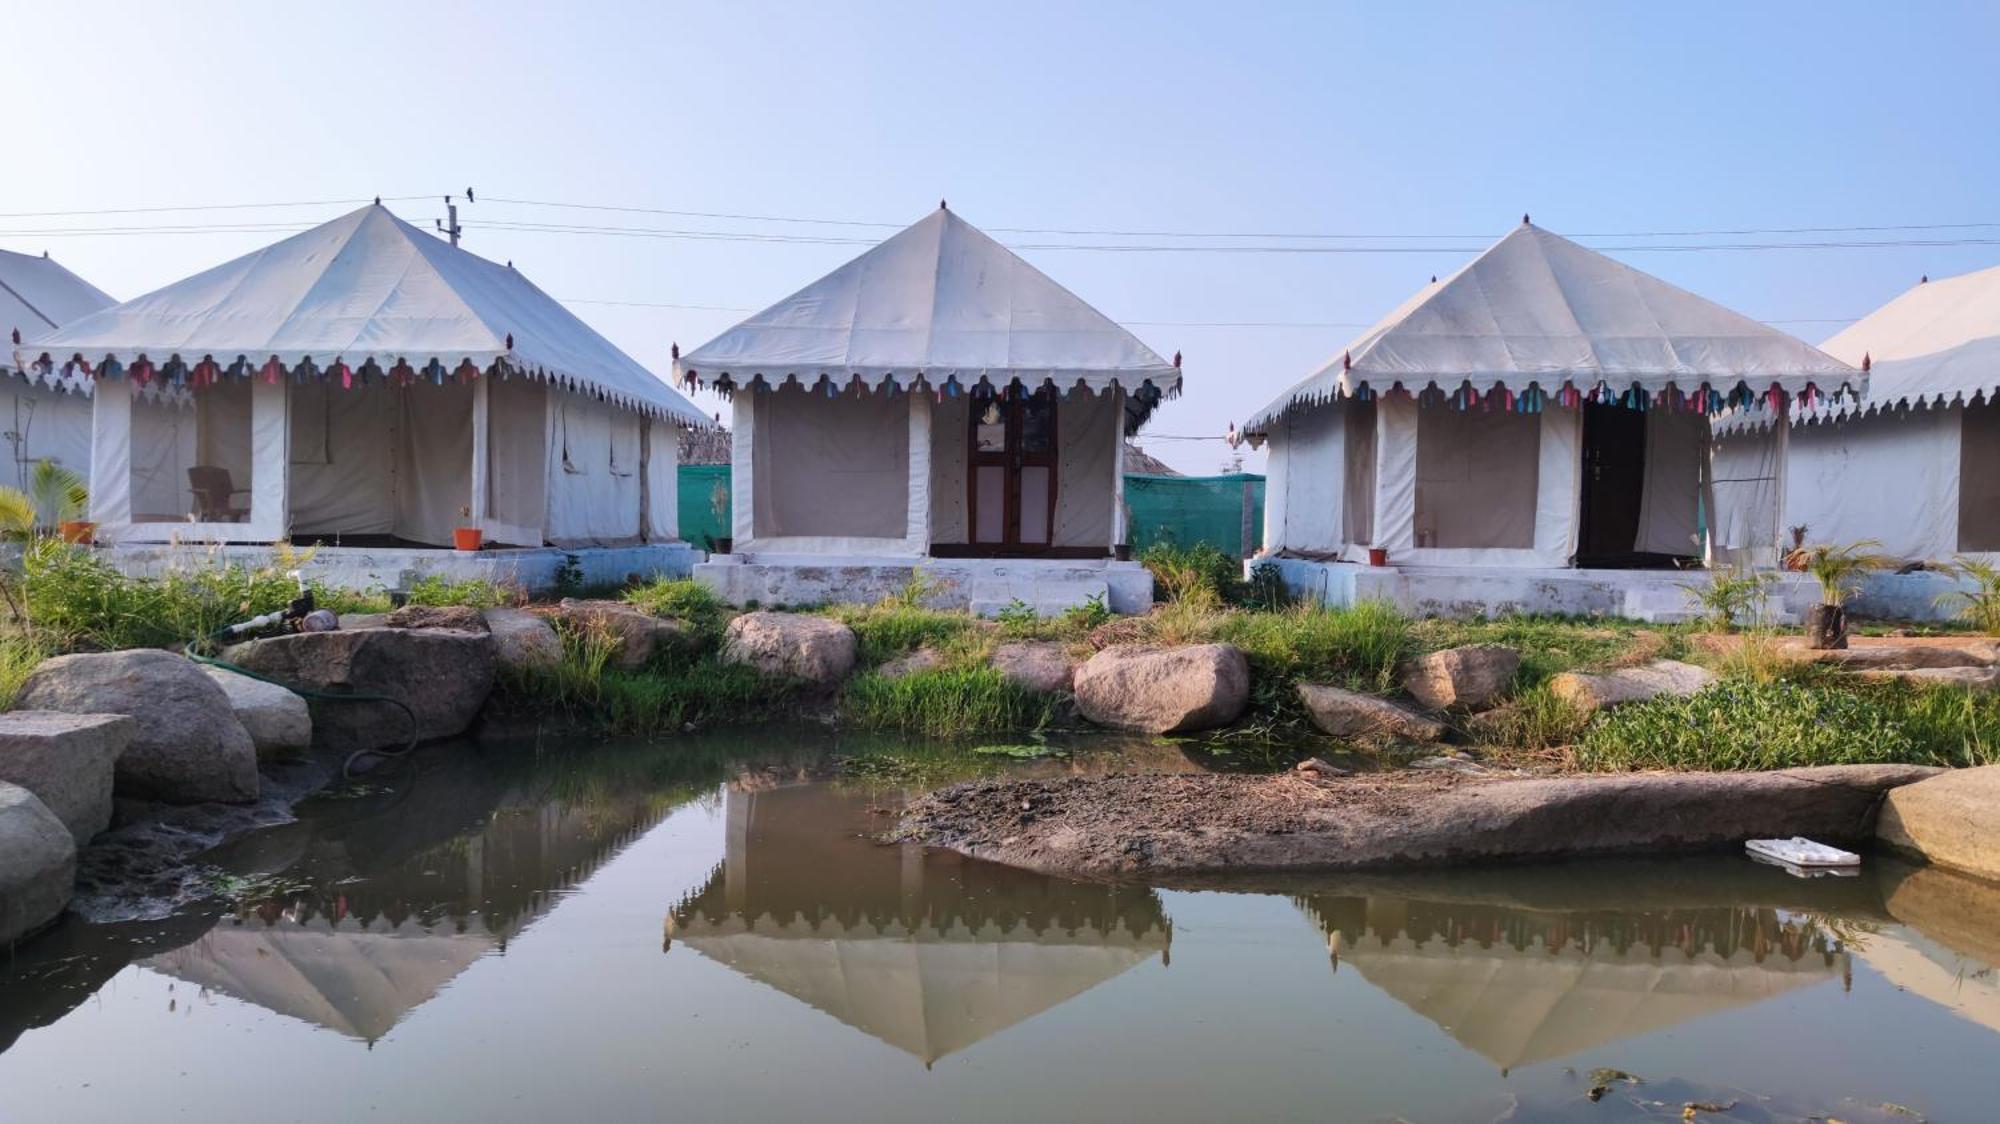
{"left": 1, "top": 728, "right": 1996, "bottom": 1123}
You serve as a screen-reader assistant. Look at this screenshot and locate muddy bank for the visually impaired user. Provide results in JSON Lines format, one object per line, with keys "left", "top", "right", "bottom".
{"left": 901, "top": 764, "right": 1940, "bottom": 880}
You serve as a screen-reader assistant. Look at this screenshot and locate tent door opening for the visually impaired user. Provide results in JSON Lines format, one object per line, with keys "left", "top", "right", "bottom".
{"left": 1577, "top": 403, "right": 1650, "bottom": 567}
{"left": 965, "top": 391, "right": 1057, "bottom": 555}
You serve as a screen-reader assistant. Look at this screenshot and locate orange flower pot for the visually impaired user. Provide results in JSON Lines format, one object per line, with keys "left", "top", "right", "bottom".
{"left": 59, "top": 520, "right": 95, "bottom": 544}
{"left": 453, "top": 527, "right": 484, "bottom": 552}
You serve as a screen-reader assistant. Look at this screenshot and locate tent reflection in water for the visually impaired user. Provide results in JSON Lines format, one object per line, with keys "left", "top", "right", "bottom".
{"left": 1295, "top": 891, "right": 1847, "bottom": 1072}
{"left": 1714, "top": 264, "right": 2000, "bottom": 568}
{"left": 676, "top": 204, "right": 1178, "bottom": 613}
{"left": 12, "top": 204, "right": 709, "bottom": 559}
{"left": 665, "top": 783, "right": 1170, "bottom": 1065}
{"left": 0, "top": 249, "right": 115, "bottom": 488}
{"left": 1243, "top": 220, "right": 1859, "bottom": 615}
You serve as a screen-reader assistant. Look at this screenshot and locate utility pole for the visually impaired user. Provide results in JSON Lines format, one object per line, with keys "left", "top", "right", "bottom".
{"left": 436, "top": 187, "right": 473, "bottom": 246}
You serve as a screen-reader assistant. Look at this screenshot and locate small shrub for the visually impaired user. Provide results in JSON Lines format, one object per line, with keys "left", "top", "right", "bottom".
{"left": 1244, "top": 560, "right": 1289, "bottom": 612}
{"left": 1060, "top": 593, "right": 1113, "bottom": 634}
{"left": 1141, "top": 541, "right": 1239, "bottom": 610}
{"left": 552, "top": 553, "right": 586, "bottom": 598}
{"left": 1935, "top": 556, "right": 2000, "bottom": 633}
{"left": 1682, "top": 566, "right": 1776, "bottom": 631}
{"left": 842, "top": 666, "right": 1055, "bottom": 736}
{"left": 21, "top": 540, "right": 319, "bottom": 650}
{"left": 993, "top": 599, "right": 1040, "bottom": 628}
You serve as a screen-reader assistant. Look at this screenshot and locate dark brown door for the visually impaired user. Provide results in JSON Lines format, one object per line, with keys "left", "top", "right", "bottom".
{"left": 1577, "top": 402, "right": 1648, "bottom": 565}
{"left": 968, "top": 390, "right": 1058, "bottom": 553}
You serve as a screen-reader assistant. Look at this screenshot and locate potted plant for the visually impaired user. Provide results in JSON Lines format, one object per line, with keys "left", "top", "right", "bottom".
{"left": 1367, "top": 545, "right": 1389, "bottom": 567}
{"left": 453, "top": 505, "right": 483, "bottom": 552}
{"left": 1797, "top": 540, "right": 1883, "bottom": 649}
{"left": 708, "top": 478, "right": 732, "bottom": 554}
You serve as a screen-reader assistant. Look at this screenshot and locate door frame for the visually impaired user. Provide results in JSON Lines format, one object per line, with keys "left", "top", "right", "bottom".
{"left": 965, "top": 389, "right": 1059, "bottom": 555}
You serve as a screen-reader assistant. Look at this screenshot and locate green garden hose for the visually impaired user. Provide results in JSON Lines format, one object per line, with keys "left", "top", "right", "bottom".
{"left": 185, "top": 630, "right": 423, "bottom": 778}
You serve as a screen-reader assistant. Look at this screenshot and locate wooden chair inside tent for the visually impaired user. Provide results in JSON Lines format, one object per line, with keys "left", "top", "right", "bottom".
{"left": 187, "top": 465, "right": 251, "bottom": 522}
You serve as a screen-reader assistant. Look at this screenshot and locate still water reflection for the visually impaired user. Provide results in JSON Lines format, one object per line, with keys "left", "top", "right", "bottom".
{"left": 0, "top": 729, "right": 1995, "bottom": 1123}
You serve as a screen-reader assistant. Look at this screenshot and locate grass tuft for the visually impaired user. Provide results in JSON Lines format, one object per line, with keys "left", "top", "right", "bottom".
{"left": 842, "top": 666, "right": 1057, "bottom": 736}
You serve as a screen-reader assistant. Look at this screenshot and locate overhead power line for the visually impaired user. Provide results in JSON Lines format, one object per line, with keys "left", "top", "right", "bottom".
{"left": 0, "top": 195, "right": 435, "bottom": 220}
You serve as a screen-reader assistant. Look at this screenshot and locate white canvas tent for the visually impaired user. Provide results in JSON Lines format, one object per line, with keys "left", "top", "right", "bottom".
{"left": 1245, "top": 222, "right": 1859, "bottom": 568}
{"left": 13, "top": 204, "right": 707, "bottom": 548}
{"left": 0, "top": 248, "right": 115, "bottom": 489}
{"left": 1714, "top": 265, "right": 2000, "bottom": 565}
{"left": 675, "top": 205, "right": 1179, "bottom": 558}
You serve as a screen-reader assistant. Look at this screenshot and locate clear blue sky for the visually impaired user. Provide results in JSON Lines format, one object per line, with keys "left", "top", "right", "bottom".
{"left": 10, "top": 1, "right": 1999, "bottom": 472}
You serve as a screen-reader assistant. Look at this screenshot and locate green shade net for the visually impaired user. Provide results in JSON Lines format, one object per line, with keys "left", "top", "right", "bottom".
{"left": 678, "top": 466, "right": 1267, "bottom": 559}
{"left": 1124, "top": 473, "right": 1266, "bottom": 559}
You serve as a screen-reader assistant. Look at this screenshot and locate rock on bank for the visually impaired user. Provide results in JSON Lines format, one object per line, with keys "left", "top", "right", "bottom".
{"left": 904, "top": 765, "right": 1940, "bottom": 881}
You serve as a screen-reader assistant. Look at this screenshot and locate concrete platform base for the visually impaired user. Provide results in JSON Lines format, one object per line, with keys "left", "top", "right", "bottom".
{"left": 1264, "top": 557, "right": 1984, "bottom": 624}
{"left": 695, "top": 554, "right": 1154, "bottom": 616}
{"left": 101, "top": 542, "right": 700, "bottom": 596}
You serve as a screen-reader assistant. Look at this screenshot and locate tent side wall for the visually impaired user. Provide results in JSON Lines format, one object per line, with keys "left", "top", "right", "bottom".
{"left": 1261, "top": 404, "right": 1348, "bottom": 556}
{"left": 1784, "top": 409, "right": 1963, "bottom": 562}
{"left": 736, "top": 385, "right": 921, "bottom": 555}
{"left": 1372, "top": 399, "right": 1581, "bottom": 567}
{"left": 1711, "top": 420, "right": 1786, "bottom": 568}
{"left": 0, "top": 378, "right": 93, "bottom": 489}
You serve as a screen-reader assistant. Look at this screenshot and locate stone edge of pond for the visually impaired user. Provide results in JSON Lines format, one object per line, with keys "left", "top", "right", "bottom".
{"left": 898, "top": 764, "right": 1946, "bottom": 881}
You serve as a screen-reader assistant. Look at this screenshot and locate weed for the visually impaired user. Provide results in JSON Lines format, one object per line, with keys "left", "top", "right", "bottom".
{"left": 993, "top": 599, "right": 1040, "bottom": 628}
{"left": 624, "top": 578, "right": 732, "bottom": 642}
{"left": 1060, "top": 593, "right": 1113, "bottom": 634}
{"left": 403, "top": 573, "right": 513, "bottom": 609}
{"left": 1472, "top": 682, "right": 1591, "bottom": 753}
{"left": 842, "top": 666, "right": 1057, "bottom": 736}
{"left": 1141, "top": 541, "right": 1240, "bottom": 610}
{"left": 822, "top": 601, "right": 977, "bottom": 666}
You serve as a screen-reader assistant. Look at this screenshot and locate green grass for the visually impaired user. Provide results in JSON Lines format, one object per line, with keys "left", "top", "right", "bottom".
{"left": 1418, "top": 614, "right": 1682, "bottom": 685}
{"left": 0, "top": 633, "right": 53, "bottom": 710}
{"left": 402, "top": 573, "right": 513, "bottom": 609}
{"left": 1575, "top": 677, "right": 2000, "bottom": 771}
{"left": 623, "top": 578, "right": 732, "bottom": 643}
{"left": 1211, "top": 600, "right": 1412, "bottom": 693}
{"left": 842, "top": 666, "right": 1058, "bottom": 736}
{"left": 495, "top": 623, "right": 785, "bottom": 732}
{"left": 821, "top": 602, "right": 981, "bottom": 666}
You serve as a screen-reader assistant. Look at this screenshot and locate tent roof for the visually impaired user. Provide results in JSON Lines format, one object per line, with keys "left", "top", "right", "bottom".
{"left": 1245, "top": 222, "right": 1860, "bottom": 433}
{"left": 675, "top": 207, "right": 1181, "bottom": 406}
{"left": 1814, "top": 265, "right": 2000, "bottom": 420}
{"left": 13, "top": 205, "right": 708, "bottom": 425}
{"left": 0, "top": 248, "right": 114, "bottom": 380}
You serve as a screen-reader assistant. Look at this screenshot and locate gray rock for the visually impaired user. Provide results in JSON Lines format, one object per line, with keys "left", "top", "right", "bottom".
{"left": 1402, "top": 645, "right": 1520, "bottom": 710}
{"left": 225, "top": 628, "right": 495, "bottom": 754}
{"left": 338, "top": 612, "right": 390, "bottom": 630}
{"left": 199, "top": 667, "right": 312, "bottom": 761}
{"left": 1297, "top": 683, "right": 1444, "bottom": 742}
{"left": 878, "top": 648, "right": 945, "bottom": 680}
{"left": 15, "top": 650, "right": 258, "bottom": 805}
{"left": 551, "top": 599, "right": 686, "bottom": 670}
{"left": 1815, "top": 644, "right": 1992, "bottom": 671}
{"left": 0, "top": 782, "right": 76, "bottom": 944}
{"left": 1877, "top": 764, "right": 2000, "bottom": 881}
{"left": 1074, "top": 644, "right": 1250, "bottom": 734}
{"left": 1548, "top": 659, "right": 1716, "bottom": 712}
{"left": 483, "top": 608, "right": 564, "bottom": 671}
{"left": 990, "top": 641, "right": 1076, "bottom": 694}
{"left": 385, "top": 604, "right": 490, "bottom": 633}
{"left": 721, "top": 612, "right": 857, "bottom": 686}
{"left": 1854, "top": 666, "right": 2000, "bottom": 691}
{"left": 0, "top": 712, "right": 134, "bottom": 846}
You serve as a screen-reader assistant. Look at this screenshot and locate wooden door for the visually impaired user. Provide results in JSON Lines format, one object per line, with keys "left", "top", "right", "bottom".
{"left": 968, "top": 390, "right": 1058, "bottom": 553}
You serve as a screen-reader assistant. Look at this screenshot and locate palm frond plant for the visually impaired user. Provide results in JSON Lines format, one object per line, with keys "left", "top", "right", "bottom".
{"left": 27, "top": 460, "right": 88, "bottom": 534}
{"left": 1681, "top": 565, "right": 1775, "bottom": 631}
{"left": 1795, "top": 540, "right": 1887, "bottom": 649}
{"left": 1933, "top": 556, "right": 2000, "bottom": 634}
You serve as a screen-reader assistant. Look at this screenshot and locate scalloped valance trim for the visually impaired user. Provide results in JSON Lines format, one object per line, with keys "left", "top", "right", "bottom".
{"left": 1242, "top": 375, "right": 1863, "bottom": 439}
{"left": 12, "top": 348, "right": 708, "bottom": 426}
{"left": 676, "top": 367, "right": 1178, "bottom": 432}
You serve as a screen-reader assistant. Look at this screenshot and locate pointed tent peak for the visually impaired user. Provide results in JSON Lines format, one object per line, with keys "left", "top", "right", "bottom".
{"left": 939, "top": 198, "right": 948, "bottom": 211}
{"left": 1243, "top": 220, "right": 1859, "bottom": 433}
{"left": 1522, "top": 213, "right": 1531, "bottom": 226}
{"left": 14, "top": 204, "right": 707, "bottom": 425}
{"left": 1921, "top": 274, "right": 1929, "bottom": 284}
{"left": 677, "top": 206, "right": 1181, "bottom": 410}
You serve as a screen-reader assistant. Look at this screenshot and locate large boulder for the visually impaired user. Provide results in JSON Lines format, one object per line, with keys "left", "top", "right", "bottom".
{"left": 1297, "top": 683, "right": 1444, "bottom": 742}
{"left": 1074, "top": 644, "right": 1249, "bottom": 734}
{"left": 483, "top": 607, "right": 564, "bottom": 671}
{"left": 199, "top": 667, "right": 313, "bottom": 761}
{"left": 225, "top": 628, "right": 495, "bottom": 754}
{"left": 1877, "top": 765, "right": 2000, "bottom": 881}
{"left": 551, "top": 599, "right": 686, "bottom": 670}
{"left": 1548, "top": 659, "right": 1716, "bottom": 712}
{"left": 385, "top": 604, "right": 490, "bottom": 633}
{"left": 1402, "top": 645, "right": 1520, "bottom": 710}
{"left": 721, "top": 612, "right": 857, "bottom": 686}
{"left": 16, "top": 650, "right": 258, "bottom": 805}
{"left": 990, "top": 641, "right": 1076, "bottom": 694}
{"left": 0, "top": 783, "right": 74, "bottom": 945}
{"left": 0, "top": 712, "right": 134, "bottom": 846}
